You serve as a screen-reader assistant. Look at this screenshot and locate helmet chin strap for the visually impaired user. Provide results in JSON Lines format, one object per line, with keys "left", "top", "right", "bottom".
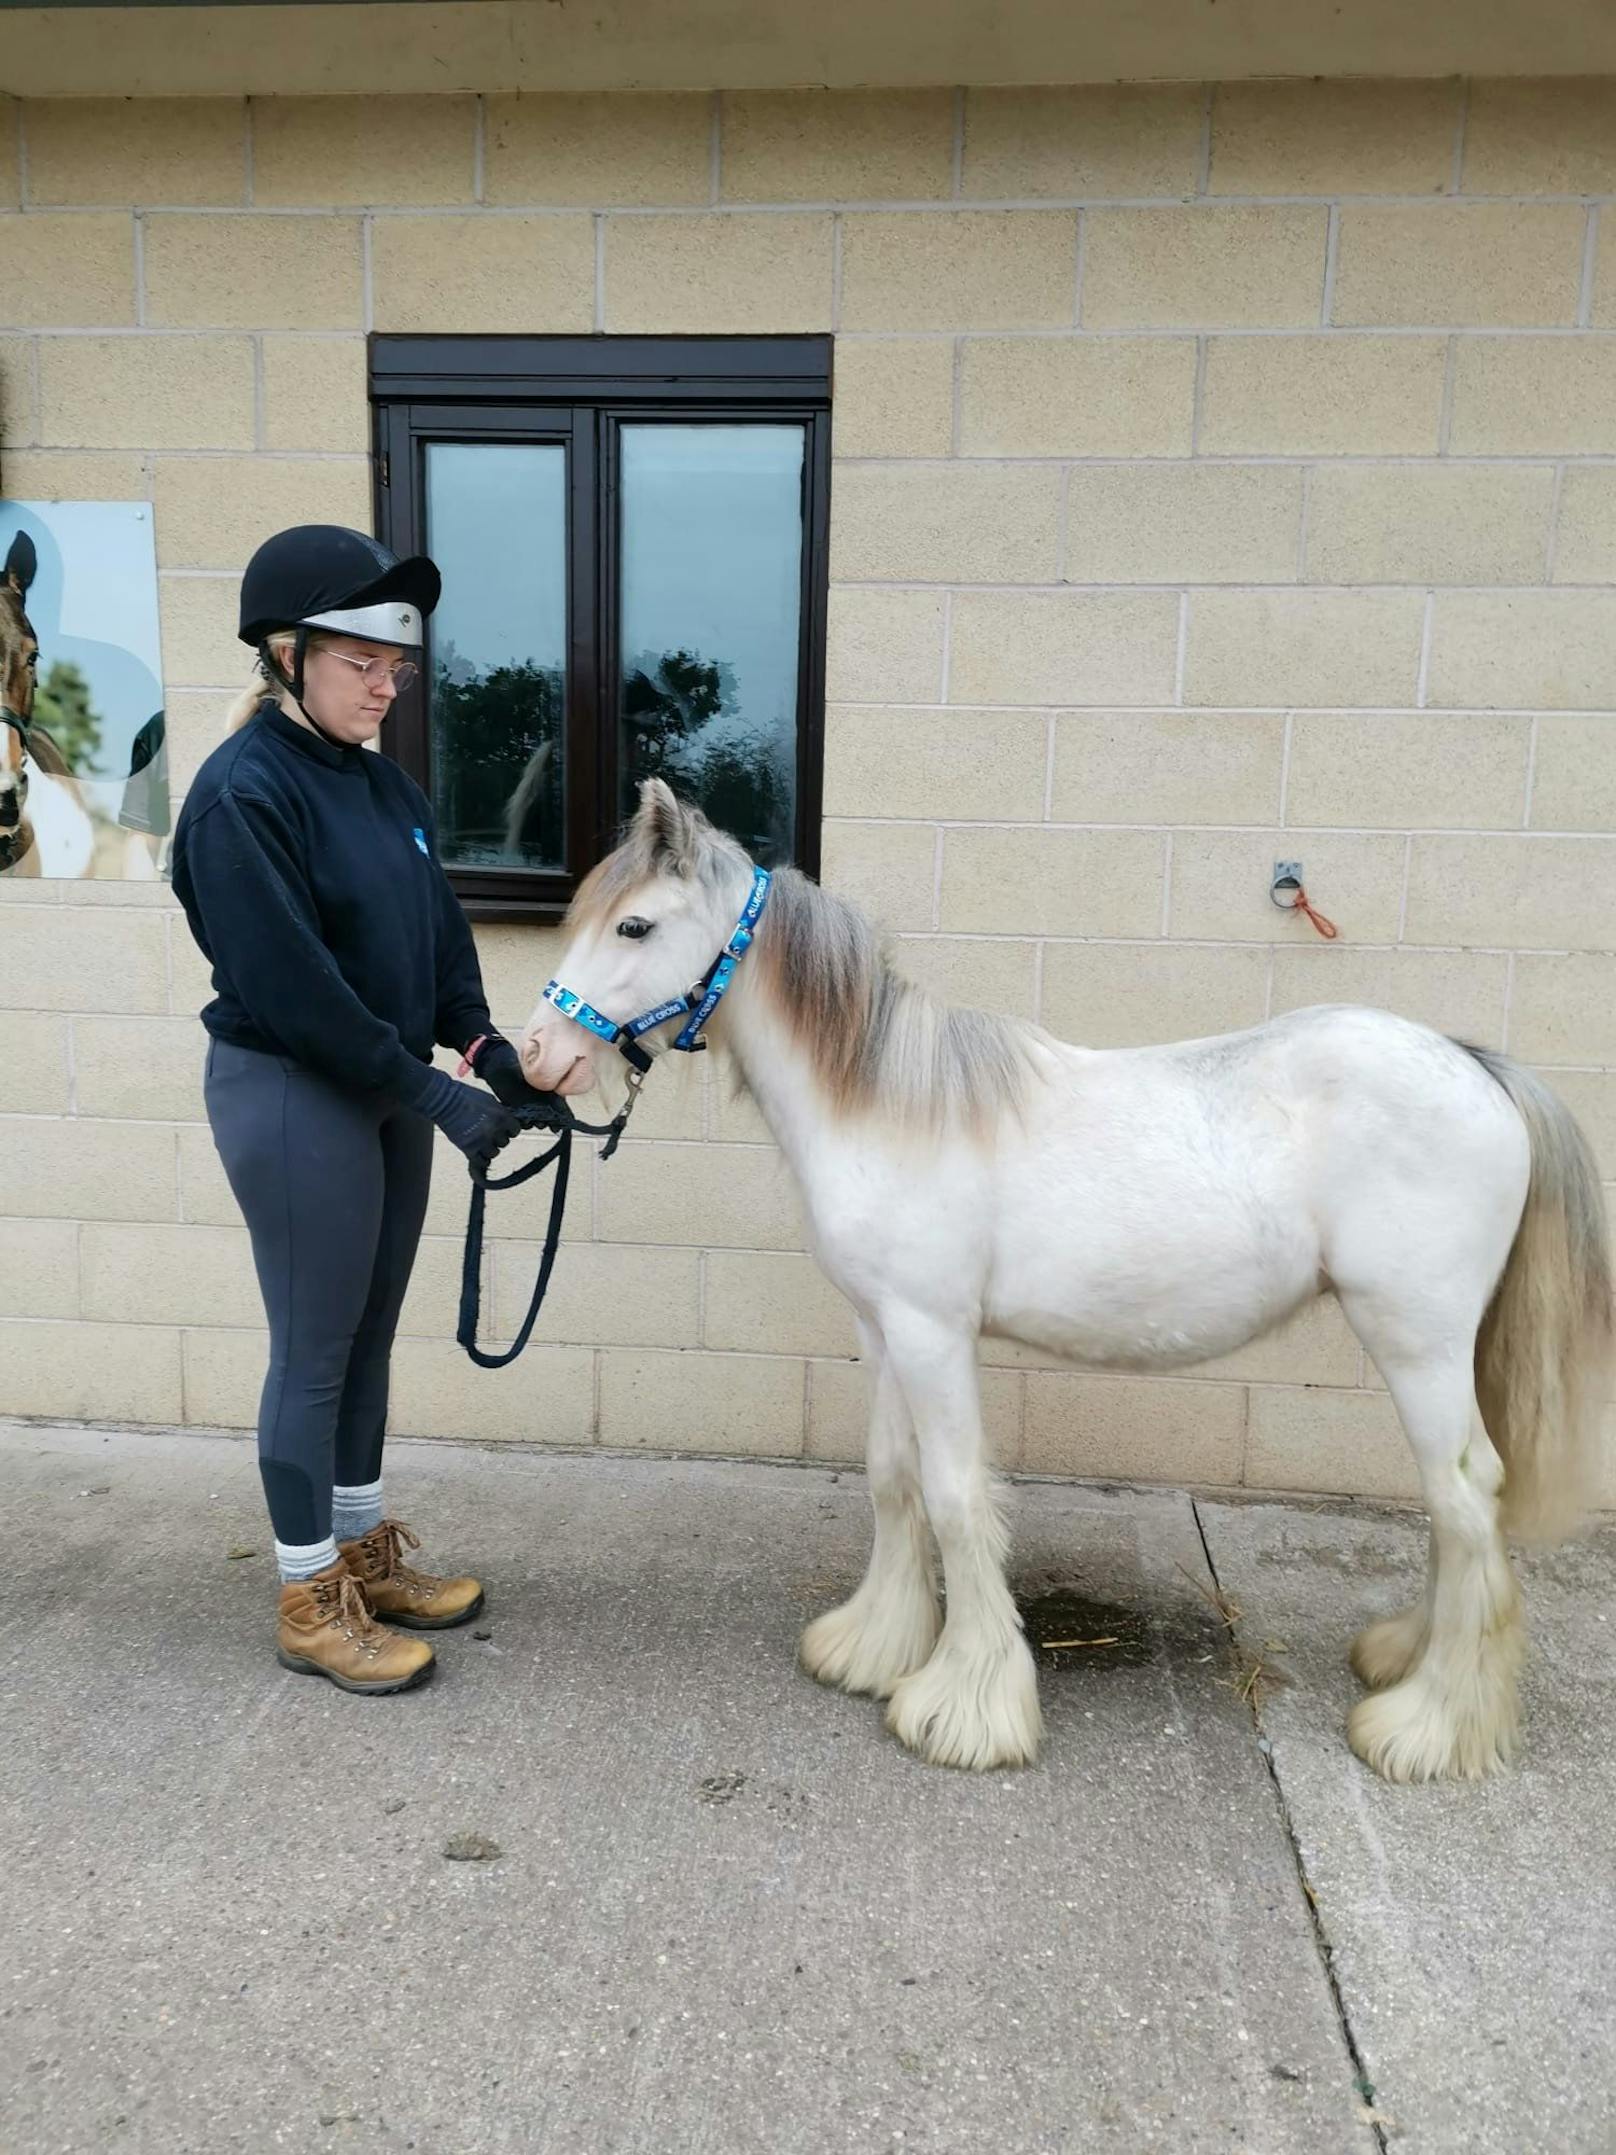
{"left": 258, "top": 628, "right": 347, "bottom": 749}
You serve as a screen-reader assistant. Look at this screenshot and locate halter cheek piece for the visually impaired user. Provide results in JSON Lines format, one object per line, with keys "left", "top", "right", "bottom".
{"left": 456, "top": 869, "right": 772, "bottom": 1371}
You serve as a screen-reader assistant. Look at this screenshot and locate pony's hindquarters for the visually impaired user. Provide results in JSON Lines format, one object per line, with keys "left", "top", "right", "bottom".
{"left": 1341, "top": 1049, "right": 1611, "bottom": 1782}
{"left": 1465, "top": 1049, "right": 1614, "bottom": 1543}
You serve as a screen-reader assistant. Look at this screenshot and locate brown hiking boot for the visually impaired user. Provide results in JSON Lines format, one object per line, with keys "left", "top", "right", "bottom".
{"left": 276, "top": 1559, "right": 435, "bottom": 1695}
{"left": 339, "top": 1518, "right": 485, "bottom": 1632}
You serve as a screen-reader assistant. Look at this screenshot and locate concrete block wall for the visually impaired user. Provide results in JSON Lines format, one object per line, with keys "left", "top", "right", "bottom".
{"left": 3, "top": 80, "right": 1615, "bottom": 1501}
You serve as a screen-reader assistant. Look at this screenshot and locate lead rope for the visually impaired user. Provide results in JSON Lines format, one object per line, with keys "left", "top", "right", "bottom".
{"left": 457, "top": 1094, "right": 635, "bottom": 1369}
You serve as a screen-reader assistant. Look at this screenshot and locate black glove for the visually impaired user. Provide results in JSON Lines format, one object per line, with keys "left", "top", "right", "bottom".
{"left": 397, "top": 1062, "right": 519, "bottom": 1167}
{"left": 469, "top": 1034, "right": 562, "bottom": 1114}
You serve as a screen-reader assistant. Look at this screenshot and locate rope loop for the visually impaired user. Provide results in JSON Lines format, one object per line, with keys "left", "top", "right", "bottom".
{"left": 1288, "top": 886, "right": 1339, "bottom": 940}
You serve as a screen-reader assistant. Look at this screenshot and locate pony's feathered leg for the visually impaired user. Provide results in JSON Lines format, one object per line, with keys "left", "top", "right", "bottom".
{"left": 800, "top": 1324, "right": 940, "bottom": 1698}
{"left": 1346, "top": 1341, "right": 1522, "bottom": 1782}
{"left": 878, "top": 1310, "right": 1041, "bottom": 1771}
{"left": 1349, "top": 1523, "right": 1434, "bottom": 1690}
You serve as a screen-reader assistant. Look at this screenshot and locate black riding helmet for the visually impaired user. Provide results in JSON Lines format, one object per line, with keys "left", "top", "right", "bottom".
{"left": 239, "top": 524, "right": 441, "bottom": 712}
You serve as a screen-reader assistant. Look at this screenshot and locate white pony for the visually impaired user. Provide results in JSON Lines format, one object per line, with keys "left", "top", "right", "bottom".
{"left": 521, "top": 782, "right": 1611, "bottom": 1783}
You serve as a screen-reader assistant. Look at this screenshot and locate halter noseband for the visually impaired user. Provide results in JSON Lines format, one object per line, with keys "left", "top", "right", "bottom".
{"left": 0, "top": 706, "right": 32, "bottom": 744}
{"left": 540, "top": 867, "right": 773, "bottom": 1080}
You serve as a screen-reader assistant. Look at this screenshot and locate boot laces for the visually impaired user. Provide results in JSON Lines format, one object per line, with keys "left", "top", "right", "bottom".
{"left": 312, "top": 1568, "right": 385, "bottom": 1650}
{"left": 366, "top": 1518, "right": 437, "bottom": 1596}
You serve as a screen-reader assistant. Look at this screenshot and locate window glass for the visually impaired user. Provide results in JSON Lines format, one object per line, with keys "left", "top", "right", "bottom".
{"left": 426, "top": 442, "right": 567, "bottom": 870}
{"left": 618, "top": 423, "right": 804, "bottom": 866}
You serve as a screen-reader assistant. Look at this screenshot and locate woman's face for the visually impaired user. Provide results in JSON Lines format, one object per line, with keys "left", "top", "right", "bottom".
{"left": 296, "top": 635, "right": 416, "bottom": 746}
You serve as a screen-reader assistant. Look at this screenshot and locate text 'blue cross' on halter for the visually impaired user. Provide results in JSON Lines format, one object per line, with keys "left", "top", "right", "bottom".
{"left": 538, "top": 866, "right": 773, "bottom": 1124}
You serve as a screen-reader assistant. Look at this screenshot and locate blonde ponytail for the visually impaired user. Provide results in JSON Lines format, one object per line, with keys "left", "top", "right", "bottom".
{"left": 222, "top": 631, "right": 299, "bottom": 735}
{"left": 223, "top": 668, "right": 268, "bottom": 734}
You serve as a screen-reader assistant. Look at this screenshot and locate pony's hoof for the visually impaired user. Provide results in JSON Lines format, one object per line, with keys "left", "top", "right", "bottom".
{"left": 1347, "top": 1674, "right": 1519, "bottom": 1785}
{"left": 884, "top": 1641, "right": 1043, "bottom": 1772}
{"left": 1349, "top": 1604, "right": 1428, "bottom": 1690}
{"left": 799, "top": 1592, "right": 940, "bottom": 1700}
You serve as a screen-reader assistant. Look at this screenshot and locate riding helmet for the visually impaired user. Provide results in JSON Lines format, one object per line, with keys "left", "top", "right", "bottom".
{"left": 238, "top": 525, "right": 441, "bottom": 650}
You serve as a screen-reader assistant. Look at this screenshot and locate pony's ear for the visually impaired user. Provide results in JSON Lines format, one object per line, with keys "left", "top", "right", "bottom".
{"left": 3, "top": 530, "right": 37, "bottom": 602}
{"left": 635, "top": 776, "right": 703, "bottom": 874}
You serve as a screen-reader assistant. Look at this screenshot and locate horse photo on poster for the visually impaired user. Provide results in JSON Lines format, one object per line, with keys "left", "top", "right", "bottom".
{"left": 0, "top": 500, "right": 167, "bottom": 882}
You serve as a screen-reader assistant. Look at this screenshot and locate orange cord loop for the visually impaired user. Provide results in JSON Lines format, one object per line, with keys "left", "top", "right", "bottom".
{"left": 1288, "top": 885, "right": 1338, "bottom": 940}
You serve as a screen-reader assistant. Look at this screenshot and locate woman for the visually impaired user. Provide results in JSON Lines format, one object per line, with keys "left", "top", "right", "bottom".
{"left": 172, "top": 525, "right": 548, "bottom": 1696}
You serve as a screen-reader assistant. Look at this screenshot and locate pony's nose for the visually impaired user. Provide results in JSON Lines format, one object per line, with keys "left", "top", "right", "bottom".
{"left": 0, "top": 790, "right": 20, "bottom": 829}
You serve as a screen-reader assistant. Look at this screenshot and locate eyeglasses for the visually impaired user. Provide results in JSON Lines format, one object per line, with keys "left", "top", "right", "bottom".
{"left": 321, "top": 651, "right": 419, "bottom": 691}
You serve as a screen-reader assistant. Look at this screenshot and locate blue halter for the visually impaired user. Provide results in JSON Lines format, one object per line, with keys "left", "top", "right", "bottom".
{"left": 540, "top": 868, "right": 773, "bottom": 1080}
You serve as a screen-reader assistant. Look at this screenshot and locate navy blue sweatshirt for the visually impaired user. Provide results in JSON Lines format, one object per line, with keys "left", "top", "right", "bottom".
{"left": 171, "top": 700, "right": 493, "bottom": 1097}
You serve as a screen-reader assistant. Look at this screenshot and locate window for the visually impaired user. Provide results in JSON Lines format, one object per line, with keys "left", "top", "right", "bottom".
{"left": 369, "top": 335, "right": 832, "bottom": 919}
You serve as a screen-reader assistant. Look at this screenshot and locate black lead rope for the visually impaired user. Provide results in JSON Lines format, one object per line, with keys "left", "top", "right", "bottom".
{"left": 456, "top": 1098, "right": 632, "bottom": 1370}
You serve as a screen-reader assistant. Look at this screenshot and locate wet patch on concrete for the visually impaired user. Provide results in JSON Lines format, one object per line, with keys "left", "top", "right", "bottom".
{"left": 1014, "top": 1577, "right": 1234, "bottom": 1676}
{"left": 1016, "top": 1586, "right": 1157, "bottom": 1669}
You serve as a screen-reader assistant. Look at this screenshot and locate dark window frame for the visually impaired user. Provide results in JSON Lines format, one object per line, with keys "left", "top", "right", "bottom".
{"left": 369, "top": 333, "right": 833, "bottom": 923}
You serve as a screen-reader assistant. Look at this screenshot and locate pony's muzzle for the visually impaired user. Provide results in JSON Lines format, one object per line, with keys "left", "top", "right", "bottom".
{"left": 519, "top": 1029, "right": 595, "bottom": 1097}
{"left": 550, "top": 1053, "right": 596, "bottom": 1097}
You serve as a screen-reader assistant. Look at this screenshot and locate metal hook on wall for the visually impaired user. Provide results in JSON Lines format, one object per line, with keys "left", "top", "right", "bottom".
{"left": 1271, "top": 860, "right": 1339, "bottom": 940}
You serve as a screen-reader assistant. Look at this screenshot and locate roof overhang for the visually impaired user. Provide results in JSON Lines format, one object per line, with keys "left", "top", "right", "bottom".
{"left": 3, "top": 0, "right": 1615, "bottom": 99}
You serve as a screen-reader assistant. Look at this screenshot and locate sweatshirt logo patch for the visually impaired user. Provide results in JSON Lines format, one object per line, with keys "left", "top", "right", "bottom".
{"left": 412, "top": 826, "right": 430, "bottom": 857}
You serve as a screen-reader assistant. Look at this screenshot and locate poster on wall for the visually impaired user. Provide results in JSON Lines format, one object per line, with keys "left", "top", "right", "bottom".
{"left": 0, "top": 500, "right": 167, "bottom": 881}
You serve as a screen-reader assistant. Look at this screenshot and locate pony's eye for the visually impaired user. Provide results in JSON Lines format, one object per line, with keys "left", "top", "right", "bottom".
{"left": 617, "top": 916, "right": 653, "bottom": 940}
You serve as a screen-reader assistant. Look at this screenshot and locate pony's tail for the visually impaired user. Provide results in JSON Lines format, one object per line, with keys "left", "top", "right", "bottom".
{"left": 502, "top": 741, "right": 552, "bottom": 853}
{"left": 1462, "top": 1045, "right": 1613, "bottom": 1541}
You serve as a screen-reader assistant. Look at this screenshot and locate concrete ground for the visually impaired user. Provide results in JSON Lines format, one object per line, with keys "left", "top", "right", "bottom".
{"left": 2, "top": 1422, "right": 1611, "bottom": 2155}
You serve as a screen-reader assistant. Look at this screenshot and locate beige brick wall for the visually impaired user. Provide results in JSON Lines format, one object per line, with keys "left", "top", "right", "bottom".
{"left": 3, "top": 81, "right": 1615, "bottom": 1505}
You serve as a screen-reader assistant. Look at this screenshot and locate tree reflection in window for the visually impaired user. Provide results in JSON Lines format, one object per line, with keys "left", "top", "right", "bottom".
{"left": 426, "top": 440, "right": 566, "bottom": 873}
{"left": 617, "top": 425, "right": 803, "bottom": 871}
{"left": 620, "top": 647, "right": 793, "bottom": 866}
{"left": 432, "top": 639, "right": 564, "bottom": 869}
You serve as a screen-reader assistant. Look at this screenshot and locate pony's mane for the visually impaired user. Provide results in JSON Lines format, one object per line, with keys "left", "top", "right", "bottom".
{"left": 572, "top": 802, "right": 1039, "bottom": 1136}
{"left": 753, "top": 868, "right": 1037, "bottom": 1134}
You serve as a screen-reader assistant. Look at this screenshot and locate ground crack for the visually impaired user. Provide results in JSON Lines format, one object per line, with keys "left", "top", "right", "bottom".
{"left": 1191, "top": 1497, "right": 1390, "bottom": 2154}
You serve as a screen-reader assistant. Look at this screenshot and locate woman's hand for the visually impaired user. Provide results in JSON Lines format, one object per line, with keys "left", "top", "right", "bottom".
{"left": 470, "top": 1035, "right": 562, "bottom": 1113}
{"left": 405, "top": 1065, "right": 520, "bottom": 1168}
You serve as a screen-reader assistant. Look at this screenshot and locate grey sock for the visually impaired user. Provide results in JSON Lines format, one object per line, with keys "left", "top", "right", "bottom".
{"left": 276, "top": 1534, "right": 340, "bottom": 1583}
{"left": 332, "top": 1480, "right": 384, "bottom": 1543}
